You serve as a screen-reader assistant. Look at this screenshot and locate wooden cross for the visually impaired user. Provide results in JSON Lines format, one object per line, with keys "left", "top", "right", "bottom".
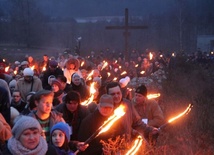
{"left": 106, "top": 8, "right": 148, "bottom": 59}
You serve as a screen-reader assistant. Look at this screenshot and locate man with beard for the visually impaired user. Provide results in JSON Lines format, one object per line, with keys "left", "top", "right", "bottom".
{"left": 15, "top": 68, "right": 43, "bottom": 102}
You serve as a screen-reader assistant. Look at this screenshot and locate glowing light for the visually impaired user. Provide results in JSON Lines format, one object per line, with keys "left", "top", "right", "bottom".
{"left": 147, "top": 93, "right": 161, "bottom": 99}
{"left": 125, "top": 136, "right": 143, "bottom": 155}
{"left": 140, "top": 71, "right": 145, "bottom": 74}
{"left": 86, "top": 70, "right": 94, "bottom": 81}
{"left": 101, "top": 61, "right": 108, "bottom": 70}
{"left": 5, "top": 66, "right": 9, "bottom": 72}
{"left": 113, "top": 77, "right": 117, "bottom": 81}
{"left": 149, "top": 52, "right": 153, "bottom": 60}
{"left": 97, "top": 105, "right": 126, "bottom": 135}
{"left": 30, "top": 65, "right": 35, "bottom": 70}
{"left": 42, "top": 66, "right": 46, "bottom": 71}
{"left": 135, "top": 64, "right": 138, "bottom": 67}
{"left": 81, "top": 61, "right": 85, "bottom": 67}
{"left": 107, "top": 72, "right": 111, "bottom": 77}
{"left": 168, "top": 104, "right": 193, "bottom": 123}
{"left": 121, "top": 71, "right": 127, "bottom": 75}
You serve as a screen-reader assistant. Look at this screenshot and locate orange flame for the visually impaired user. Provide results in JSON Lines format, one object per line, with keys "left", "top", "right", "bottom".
{"left": 140, "top": 71, "right": 145, "bottom": 74}
{"left": 86, "top": 70, "right": 94, "bottom": 81}
{"left": 42, "top": 66, "right": 46, "bottom": 71}
{"left": 97, "top": 105, "right": 126, "bottom": 136}
{"left": 107, "top": 72, "right": 111, "bottom": 77}
{"left": 81, "top": 61, "right": 85, "bottom": 67}
{"left": 113, "top": 77, "right": 117, "bottom": 81}
{"left": 168, "top": 104, "right": 193, "bottom": 123}
{"left": 14, "top": 70, "right": 17, "bottom": 75}
{"left": 135, "top": 64, "right": 139, "bottom": 67}
{"left": 149, "top": 52, "right": 153, "bottom": 60}
{"left": 30, "top": 65, "right": 35, "bottom": 70}
{"left": 119, "top": 66, "right": 122, "bottom": 69}
{"left": 147, "top": 93, "right": 161, "bottom": 99}
{"left": 5, "top": 66, "right": 9, "bottom": 72}
{"left": 125, "top": 136, "right": 143, "bottom": 155}
{"left": 3, "top": 59, "right": 6, "bottom": 62}
{"left": 81, "top": 82, "right": 96, "bottom": 106}
{"left": 121, "top": 71, "right": 127, "bottom": 75}
{"left": 101, "top": 61, "right": 108, "bottom": 70}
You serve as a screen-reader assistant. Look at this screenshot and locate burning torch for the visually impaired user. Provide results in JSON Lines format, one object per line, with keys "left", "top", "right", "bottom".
{"left": 158, "top": 104, "right": 193, "bottom": 130}
{"left": 75, "top": 105, "right": 126, "bottom": 154}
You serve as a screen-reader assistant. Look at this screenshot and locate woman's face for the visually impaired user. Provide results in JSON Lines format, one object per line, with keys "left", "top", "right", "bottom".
{"left": 19, "top": 128, "right": 40, "bottom": 150}
{"left": 52, "top": 84, "right": 59, "bottom": 92}
{"left": 52, "top": 130, "right": 65, "bottom": 147}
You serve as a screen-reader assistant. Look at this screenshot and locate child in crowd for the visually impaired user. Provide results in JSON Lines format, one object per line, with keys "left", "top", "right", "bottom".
{"left": 50, "top": 122, "right": 74, "bottom": 155}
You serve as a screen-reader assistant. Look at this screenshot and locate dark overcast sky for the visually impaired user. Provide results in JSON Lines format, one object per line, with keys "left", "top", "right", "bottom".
{"left": 0, "top": 0, "right": 213, "bottom": 18}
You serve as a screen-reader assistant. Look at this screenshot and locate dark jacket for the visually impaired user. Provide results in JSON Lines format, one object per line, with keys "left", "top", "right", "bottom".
{"left": 42, "top": 68, "right": 63, "bottom": 90}
{"left": 77, "top": 109, "right": 115, "bottom": 155}
{"left": 10, "top": 99, "right": 26, "bottom": 113}
{"left": 55, "top": 103, "right": 89, "bottom": 140}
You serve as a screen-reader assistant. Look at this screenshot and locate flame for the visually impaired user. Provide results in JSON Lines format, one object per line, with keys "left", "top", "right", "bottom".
{"left": 81, "top": 61, "right": 85, "bottom": 67}
{"left": 107, "top": 72, "right": 111, "bottom": 77}
{"left": 97, "top": 104, "right": 126, "bottom": 135}
{"left": 211, "top": 51, "right": 213, "bottom": 55}
{"left": 101, "top": 61, "right": 108, "bottom": 70}
{"left": 160, "top": 54, "right": 163, "bottom": 58}
{"left": 42, "top": 66, "right": 46, "bottom": 71}
{"left": 149, "top": 52, "right": 153, "bottom": 60}
{"left": 3, "top": 59, "right": 6, "bottom": 62}
{"left": 147, "top": 93, "right": 160, "bottom": 99}
{"left": 135, "top": 64, "right": 138, "bottom": 67}
{"left": 30, "top": 65, "right": 35, "bottom": 70}
{"left": 168, "top": 104, "right": 193, "bottom": 123}
{"left": 121, "top": 71, "right": 127, "bottom": 75}
{"left": 14, "top": 70, "right": 17, "bottom": 75}
{"left": 5, "top": 66, "right": 9, "bottom": 72}
{"left": 172, "top": 53, "right": 175, "bottom": 57}
{"left": 114, "top": 60, "right": 117, "bottom": 63}
{"left": 113, "top": 77, "right": 117, "bottom": 81}
{"left": 86, "top": 70, "right": 94, "bottom": 81}
{"left": 81, "top": 82, "right": 96, "bottom": 106}
{"left": 90, "top": 82, "right": 96, "bottom": 95}
{"left": 119, "top": 66, "right": 122, "bottom": 69}
{"left": 140, "top": 71, "right": 145, "bottom": 74}
{"left": 125, "top": 136, "right": 143, "bottom": 155}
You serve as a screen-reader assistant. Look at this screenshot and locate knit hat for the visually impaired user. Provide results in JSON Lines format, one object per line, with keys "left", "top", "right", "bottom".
{"left": 34, "top": 89, "right": 54, "bottom": 101}
{"left": 51, "top": 79, "right": 62, "bottom": 90}
{"left": 12, "top": 115, "right": 42, "bottom": 140}
{"left": 119, "top": 76, "right": 130, "bottom": 88}
{"left": 49, "top": 60, "right": 58, "bottom": 68}
{"left": 135, "top": 85, "right": 147, "bottom": 97}
{"left": 23, "top": 68, "right": 34, "bottom": 76}
{"left": 99, "top": 94, "right": 114, "bottom": 108}
{"left": 50, "top": 122, "right": 72, "bottom": 141}
{"left": 9, "top": 79, "right": 17, "bottom": 88}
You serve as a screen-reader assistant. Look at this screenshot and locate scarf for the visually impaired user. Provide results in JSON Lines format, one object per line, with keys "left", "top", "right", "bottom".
{"left": 7, "top": 136, "right": 48, "bottom": 155}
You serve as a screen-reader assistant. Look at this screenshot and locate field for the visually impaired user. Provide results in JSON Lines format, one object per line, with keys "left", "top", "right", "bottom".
{"left": 150, "top": 57, "right": 214, "bottom": 155}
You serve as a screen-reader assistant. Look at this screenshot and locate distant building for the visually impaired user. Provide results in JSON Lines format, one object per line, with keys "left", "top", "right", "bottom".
{"left": 197, "top": 35, "right": 214, "bottom": 52}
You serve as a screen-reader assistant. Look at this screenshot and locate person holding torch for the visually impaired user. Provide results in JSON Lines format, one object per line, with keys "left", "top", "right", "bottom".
{"left": 106, "top": 82, "right": 159, "bottom": 139}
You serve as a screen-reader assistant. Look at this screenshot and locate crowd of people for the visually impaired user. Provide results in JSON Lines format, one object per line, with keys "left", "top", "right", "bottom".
{"left": 0, "top": 48, "right": 212, "bottom": 154}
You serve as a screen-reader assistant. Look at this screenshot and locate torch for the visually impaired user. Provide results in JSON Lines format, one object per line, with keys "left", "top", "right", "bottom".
{"left": 158, "top": 104, "right": 193, "bottom": 130}
{"left": 125, "top": 135, "right": 143, "bottom": 155}
{"left": 75, "top": 104, "right": 126, "bottom": 154}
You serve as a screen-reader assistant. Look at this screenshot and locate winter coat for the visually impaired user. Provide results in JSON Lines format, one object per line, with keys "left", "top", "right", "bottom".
{"left": 55, "top": 103, "right": 89, "bottom": 140}
{"left": 133, "top": 98, "right": 164, "bottom": 128}
{"left": 15, "top": 76, "right": 43, "bottom": 102}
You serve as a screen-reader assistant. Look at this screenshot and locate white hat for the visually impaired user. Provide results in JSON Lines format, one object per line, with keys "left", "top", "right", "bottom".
{"left": 119, "top": 76, "right": 130, "bottom": 88}
{"left": 23, "top": 68, "right": 34, "bottom": 76}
